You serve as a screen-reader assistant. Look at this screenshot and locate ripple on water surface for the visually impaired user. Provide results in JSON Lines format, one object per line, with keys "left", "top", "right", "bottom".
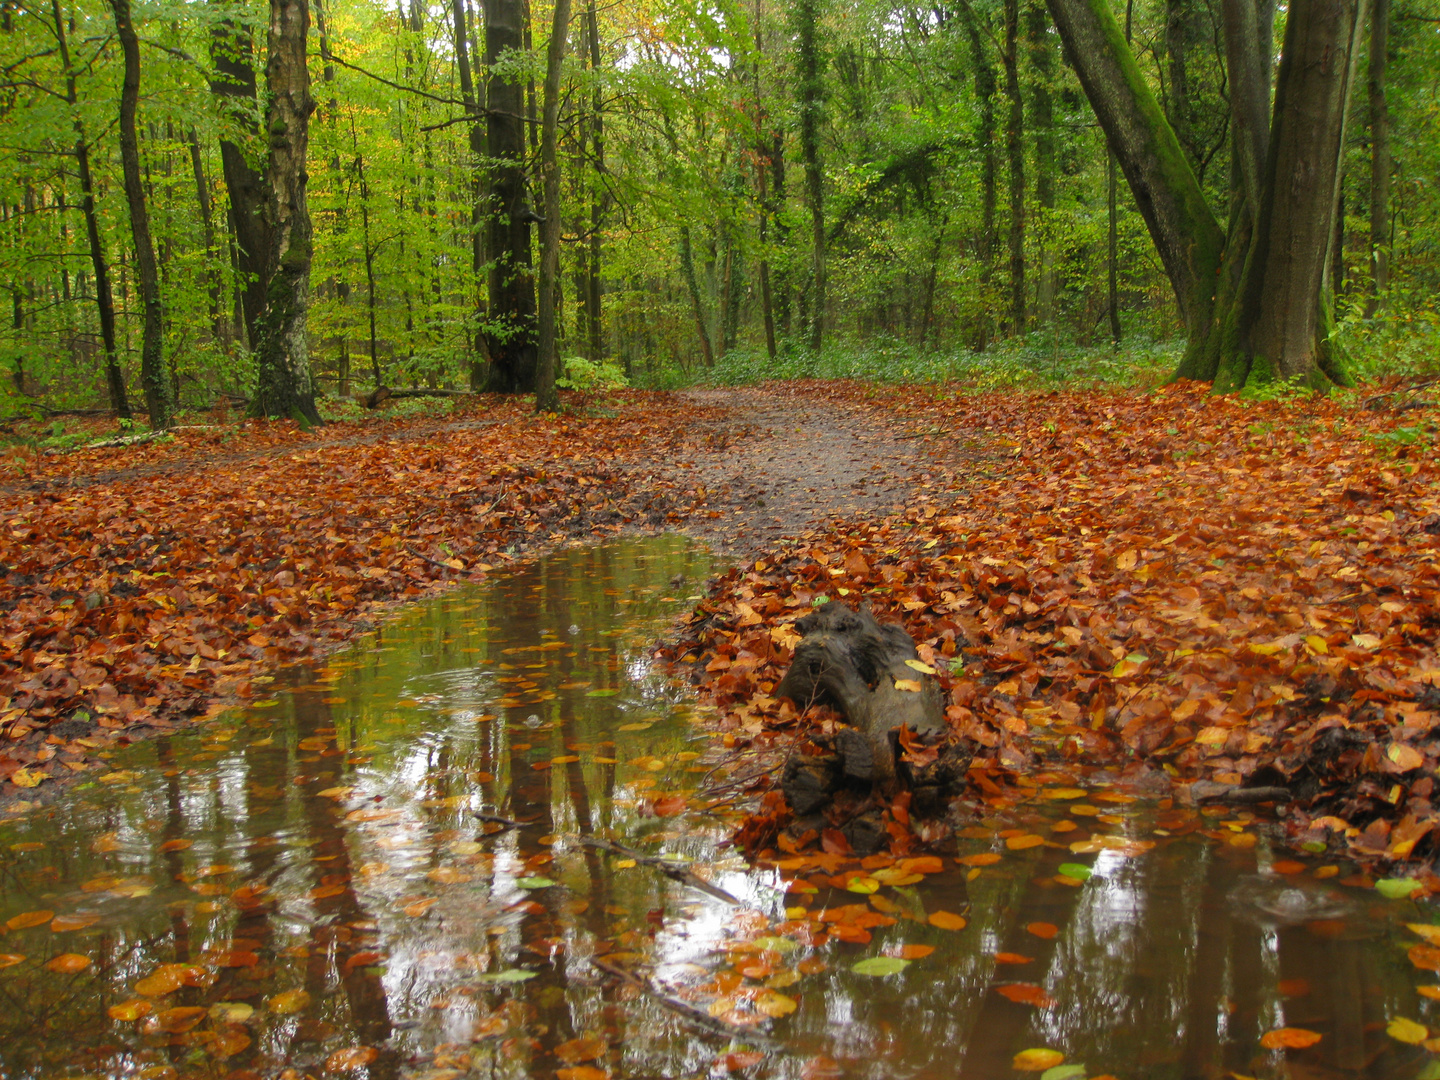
{"left": 0, "top": 536, "right": 1437, "bottom": 1080}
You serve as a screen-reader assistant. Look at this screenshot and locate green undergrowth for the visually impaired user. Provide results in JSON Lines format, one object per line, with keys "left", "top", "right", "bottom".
{"left": 644, "top": 333, "right": 1184, "bottom": 392}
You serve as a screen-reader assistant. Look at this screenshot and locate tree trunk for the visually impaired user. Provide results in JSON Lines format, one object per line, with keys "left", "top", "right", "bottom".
{"left": 1366, "top": 0, "right": 1390, "bottom": 314}
{"left": 450, "top": 0, "right": 490, "bottom": 387}
{"left": 110, "top": 0, "right": 172, "bottom": 428}
{"left": 585, "top": 0, "right": 605, "bottom": 362}
{"left": 250, "top": 0, "right": 322, "bottom": 424}
{"left": 1003, "top": 0, "right": 1025, "bottom": 333}
{"left": 794, "top": 0, "right": 826, "bottom": 352}
{"left": 678, "top": 226, "right": 714, "bottom": 367}
{"left": 1108, "top": 150, "right": 1121, "bottom": 342}
{"left": 209, "top": 0, "right": 271, "bottom": 350}
{"left": 483, "top": 0, "right": 538, "bottom": 391}
{"left": 958, "top": 0, "right": 997, "bottom": 351}
{"left": 187, "top": 131, "right": 230, "bottom": 347}
{"left": 1027, "top": 0, "right": 1057, "bottom": 326}
{"left": 534, "top": 0, "right": 571, "bottom": 412}
{"left": 53, "top": 0, "right": 130, "bottom": 419}
{"left": 753, "top": 0, "right": 777, "bottom": 361}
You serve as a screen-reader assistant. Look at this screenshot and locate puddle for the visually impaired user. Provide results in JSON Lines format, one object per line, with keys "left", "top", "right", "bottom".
{"left": 0, "top": 536, "right": 1437, "bottom": 1080}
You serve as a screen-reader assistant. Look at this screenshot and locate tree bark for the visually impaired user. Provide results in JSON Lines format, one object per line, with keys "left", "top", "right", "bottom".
{"left": 1003, "top": 0, "right": 1025, "bottom": 333}
{"left": 250, "top": 0, "right": 322, "bottom": 424}
{"left": 1027, "top": 0, "right": 1056, "bottom": 326}
{"left": 483, "top": 0, "right": 538, "bottom": 391}
{"left": 1366, "top": 0, "right": 1390, "bottom": 314}
{"left": 209, "top": 0, "right": 271, "bottom": 350}
{"left": 678, "top": 226, "right": 714, "bottom": 367}
{"left": 110, "top": 0, "right": 171, "bottom": 428}
{"left": 958, "top": 0, "right": 997, "bottom": 351}
{"left": 449, "top": 0, "right": 491, "bottom": 387}
{"left": 794, "top": 0, "right": 826, "bottom": 352}
{"left": 585, "top": 0, "right": 605, "bottom": 362}
{"left": 53, "top": 0, "right": 130, "bottom": 419}
{"left": 534, "top": 0, "right": 571, "bottom": 412}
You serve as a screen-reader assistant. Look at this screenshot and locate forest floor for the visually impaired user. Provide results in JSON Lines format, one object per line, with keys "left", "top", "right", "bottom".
{"left": 3, "top": 379, "right": 1440, "bottom": 878}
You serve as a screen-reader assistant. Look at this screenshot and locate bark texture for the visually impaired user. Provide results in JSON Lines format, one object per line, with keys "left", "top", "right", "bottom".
{"left": 110, "top": 0, "right": 171, "bottom": 428}
{"left": 251, "top": 0, "right": 321, "bottom": 424}
{"left": 482, "top": 0, "right": 538, "bottom": 392}
{"left": 534, "top": 0, "right": 572, "bottom": 412}
{"left": 1367, "top": 0, "right": 1390, "bottom": 313}
{"left": 794, "top": 0, "right": 826, "bottom": 352}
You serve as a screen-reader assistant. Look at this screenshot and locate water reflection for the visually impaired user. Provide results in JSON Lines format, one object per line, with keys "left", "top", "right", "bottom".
{"left": 0, "top": 536, "right": 1436, "bottom": 1080}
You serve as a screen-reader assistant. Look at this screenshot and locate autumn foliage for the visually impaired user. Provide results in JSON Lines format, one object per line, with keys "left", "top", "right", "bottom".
{"left": 676, "top": 380, "right": 1440, "bottom": 867}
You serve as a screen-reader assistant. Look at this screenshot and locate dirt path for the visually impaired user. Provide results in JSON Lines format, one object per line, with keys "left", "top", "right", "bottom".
{"left": 627, "top": 384, "right": 969, "bottom": 560}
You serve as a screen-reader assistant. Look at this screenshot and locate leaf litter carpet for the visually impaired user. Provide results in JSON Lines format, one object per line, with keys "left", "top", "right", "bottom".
{"left": 4, "top": 381, "right": 1440, "bottom": 880}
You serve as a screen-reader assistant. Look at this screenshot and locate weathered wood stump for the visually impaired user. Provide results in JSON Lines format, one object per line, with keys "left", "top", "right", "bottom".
{"left": 775, "top": 602, "right": 971, "bottom": 850}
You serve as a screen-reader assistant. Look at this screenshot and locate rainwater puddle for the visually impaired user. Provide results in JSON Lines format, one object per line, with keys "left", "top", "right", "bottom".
{"left": 0, "top": 536, "right": 1437, "bottom": 1080}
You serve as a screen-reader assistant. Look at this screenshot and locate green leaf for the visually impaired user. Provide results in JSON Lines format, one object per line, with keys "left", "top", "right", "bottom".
{"left": 752, "top": 936, "right": 799, "bottom": 953}
{"left": 477, "top": 968, "right": 536, "bottom": 983}
{"left": 1057, "top": 863, "right": 1092, "bottom": 881}
{"left": 1376, "top": 877, "right": 1424, "bottom": 899}
{"left": 851, "top": 956, "right": 909, "bottom": 977}
{"left": 1040, "top": 1067, "right": 1087, "bottom": 1080}
{"left": 1415, "top": 1062, "right": 1440, "bottom": 1080}
{"left": 515, "top": 876, "right": 556, "bottom": 889}
{"left": 585, "top": 688, "right": 620, "bottom": 698}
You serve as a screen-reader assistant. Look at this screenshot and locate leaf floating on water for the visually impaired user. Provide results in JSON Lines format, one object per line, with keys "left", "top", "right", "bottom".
{"left": 616, "top": 721, "right": 654, "bottom": 732}
{"left": 107, "top": 999, "right": 152, "bottom": 1021}
{"left": 585, "top": 688, "right": 619, "bottom": 697}
{"left": 556, "top": 1068, "right": 609, "bottom": 1080}
{"left": 1409, "top": 924, "right": 1440, "bottom": 946}
{"left": 1418, "top": 985, "right": 1440, "bottom": 1000}
{"left": 851, "top": 956, "right": 909, "bottom": 976}
{"left": 1042, "top": 788, "right": 1087, "bottom": 800}
{"left": 958, "top": 852, "right": 1002, "bottom": 867}
{"left": 515, "top": 876, "right": 556, "bottom": 889}
{"left": 1376, "top": 877, "right": 1424, "bottom": 899}
{"left": 0, "top": 954, "right": 26, "bottom": 969}
{"left": 210, "top": 1029, "right": 253, "bottom": 1059}
{"left": 325, "top": 1046, "right": 380, "bottom": 1072}
{"left": 630, "top": 756, "right": 667, "bottom": 772}
{"left": 1012, "top": 1048, "right": 1064, "bottom": 1071}
{"left": 153, "top": 1006, "right": 207, "bottom": 1033}
{"left": 1386, "top": 1017, "right": 1428, "bottom": 1045}
{"left": 996, "top": 983, "right": 1057, "bottom": 1008}
{"left": 885, "top": 944, "right": 935, "bottom": 960}
{"left": 403, "top": 898, "right": 438, "bottom": 917}
{"left": 845, "top": 876, "right": 880, "bottom": 894}
{"left": 426, "top": 868, "right": 472, "bottom": 885}
{"left": 1057, "top": 863, "right": 1093, "bottom": 882}
{"left": 1258, "top": 1027, "right": 1322, "bottom": 1050}
{"left": 756, "top": 990, "right": 798, "bottom": 1017}
{"left": 209, "top": 1002, "right": 254, "bottom": 1023}
{"left": 44, "top": 953, "right": 91, "bottom": 973}
{"left": 267, "top": 989, "right": 313, "bottom": 1015}
{"left": 995, "top": 952, "right": 1033, "bottom": 965}
{"left": 1410, "top": 944, "right": 1440, "bottom": 972}
{"left": 5, "top": 910, "right": 54, "bottom": 930}
{"left": 158, "top": 838, "right": 193, "bottom": 852}
{"left": 554, "top": 1036, "right": 608, "bottom": 1063}
{"left": 1026, "top": 922, "right": 1059, "bottom": 940}
{"left": 49, "top": 913, "right": 101, "bottom": 933}
{"left": 799, "top": 1056, "right": 844, "bottom": 1080}
{"left": 927, "top": 911, "right": 967, "bottom": 931}
{"left": 476, "top": 968, "right": 537, "bottom": 983}
{"left": 90, "top": 833, "right": 121, "bottom": 853}
{"left": 1005, "top": 834, "right": 1045, "bottom": 851}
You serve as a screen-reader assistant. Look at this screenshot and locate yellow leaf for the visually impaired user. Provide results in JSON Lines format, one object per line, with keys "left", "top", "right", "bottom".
{"left": 903, "top": 659, "right": 937, "bottom": 675}
{"left": 1388, "top": 744, "right": 1424, "bottom": 771}
{"left": 755, "top": 991, "right": 798, "bottom": 1017}
{"left": 1304, "top": 635, "right": 1329, "bottom": 655}
{"left": 108, "top": 999, "right": 152, "bottom": 1021}
{"left": 1041, "top": 788, "right": 1087, "bottom": 800}
{"left": 611, "top": 857, "right": 637, "bottom": 869}
{"left": 1387, "top": 1017, "right": 1428, "bottom": 1045}
{"left": 1115, "top": 550, "right": 1137, "bottom": 571}
{"left": 893, "top": 678, "right": 923, "bottom": 693}
{"left": 10, "top": 768, "right": 45, "bottom": 788}
{"left": 1013, "top": 1048, "right": 1064, "bottom": 1071}
{"left": 267, "top": 989, "right": 312, "bottom": 1015}
{"left": 845, "top": 876, "right": 880, "bottom": 894}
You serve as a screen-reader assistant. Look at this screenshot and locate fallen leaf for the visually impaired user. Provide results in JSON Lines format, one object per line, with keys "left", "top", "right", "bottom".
{"left": 45, "top": 953, "right": 92, "bottom": 973}
{"left": 1012, "top": 1048, "right": 1064, "bottom": 1070}
{"left": 1259, "top": 1027, "right": 1322, "bottom": 1050}
{"left": 325, "top": 1046, "right": 380, "bottom": 1072}
{"left": 927, "top": 911, "right": 967, "bottom": 930}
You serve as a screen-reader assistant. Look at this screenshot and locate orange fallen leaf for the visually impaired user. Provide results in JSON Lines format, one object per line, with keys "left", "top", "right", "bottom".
{"left": 45, "top": 953, "right": 92, "bottom": 973}
{"left": 958, "top": 852, "right": 1002, "bottom": 867}
{"left": 1026, "top": 922, "right": 1059, "bottom": 940}
{"left": 555, "top": 1036, "right": 608, "bottom": 1063}
{"left": 996, "top": 983, "right": 1057, "bottom": 1008}
{"left": 994, "top": 952, "right": 1033, "bottom": 965}
{"left": 1005, "top": 834, "right": 1046, "bottom": 851}
{"left": 5, "top": 910, "right": 54, "bottom": 931}
{"left": 325, "top": 1046, "right": 380, "bottom": 1072}
{"left": 556, "top": 1068, "right": 609, "bottom": 1080}
{"left": 1259, "top": 1027, "right": 1322, "bottom": 1050}
{"left": 928, "top": 911, "right": 967, "bottom": 931}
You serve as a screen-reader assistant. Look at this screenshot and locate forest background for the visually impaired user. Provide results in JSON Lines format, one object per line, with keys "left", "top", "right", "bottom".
{"left": 1, "top": 0, "right": 1437, "bottom": 425}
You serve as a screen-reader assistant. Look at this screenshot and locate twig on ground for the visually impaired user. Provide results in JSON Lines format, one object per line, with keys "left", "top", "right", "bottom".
{"left": 579, "top": 836, "right": 740, "bottom": 904}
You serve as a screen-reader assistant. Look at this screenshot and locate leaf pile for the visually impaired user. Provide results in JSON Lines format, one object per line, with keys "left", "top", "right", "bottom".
{"left": 0, "top": 393, "right": 727, "bottom": 796}
{"left": 676, "top": 380, "right": 1440, "bottom": 867}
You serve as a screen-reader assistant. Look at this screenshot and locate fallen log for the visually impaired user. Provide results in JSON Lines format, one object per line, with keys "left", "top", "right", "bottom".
{"left": 774, "top": 602, "right": 971, "bottom": 849}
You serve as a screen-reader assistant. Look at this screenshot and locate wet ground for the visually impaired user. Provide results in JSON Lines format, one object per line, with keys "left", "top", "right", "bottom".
{"left": 1, "top": 537, "right": 1439, "bottom": 1080}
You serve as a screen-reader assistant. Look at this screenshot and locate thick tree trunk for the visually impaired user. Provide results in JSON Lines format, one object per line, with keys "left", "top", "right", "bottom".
{"left": 534, "top": 0, "right": 571, "bottom": 413}
{"left": 250, "top": 0, "right": 322, "bottom": 424}
{"left": 483, "top": 0, "right": 538, "bottom": 391}
{"left": 209, "top": 0, "right": 271, "bottom": 350}
{"left": 1003, "top": 0, "right": 1025, "bottom": 332}
{"left": 1366, "top": 0, "right": 1390, "bottom": 314}
{"left": 110, "top": 0, "right": 171, "bottom": 429}
{"left": 1221, "top": 0, "right": 1366, "bottom": 388}
{"left": 53, "top": 0, "right": 129, "bottom": 419}
{"left": 794, "top": 0, "right": 826, "bottom": 352}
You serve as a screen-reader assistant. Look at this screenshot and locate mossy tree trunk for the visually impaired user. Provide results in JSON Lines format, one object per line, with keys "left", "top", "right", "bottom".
{"left": 1046, "top": 0, "right": 1364, "bottom": 390}
{"left": 482, "top": 0, "right": 538, "bottom": 392}
{"left": 250, "top": 0, "right": 322, "bottom": 425}
{"left": 534, "top": 0, "right": 571, "bottom": 413}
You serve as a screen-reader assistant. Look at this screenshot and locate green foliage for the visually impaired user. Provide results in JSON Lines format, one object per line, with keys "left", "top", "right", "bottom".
{"left": 556, "top": 356, "right": 629, "bottom": 392}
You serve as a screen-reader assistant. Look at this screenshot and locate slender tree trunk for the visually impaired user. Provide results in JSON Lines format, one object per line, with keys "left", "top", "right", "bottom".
{"left": 187, "top": 131, "right": 229, "bottom": 346}
{"left": 959, "top": 0, "right": 997, "bottom": 351}
{"left": 1003, "top": 0, "right": 1025, "bottom": 333}
{"left": 450, "top": 0, "right": 491, "bottom": 386}
{"left": 753, "top": 0, "right": 777, "bottom": 361}
{"left": 585, "top": 0, "right": 604, "bottom": 361}
{"left": 1027, "top": 0, "right": 1056, "bottom": 326}
{"left": 1165, "top": 0, "right": 1193, "bottom": 164}
{"left": 1366, "top": 0, "right": 1390, "bottom": 314}
{"left": 250, "top": 0, "right": 322, "bottom": 424}
{"left": 678, "top": 226, "right": 715, "bottom": 367}
{"left": 770, "top": 131, "right": 792, "bottom": 336}
{"left": 483, "top": 0, "right": 538, "bottom": 391}
{"left": 109, "top": 0, "right": 171, "bottom": 428}
{"left": 794, "top": 0, "right": 826, "bottom": 352}
{"left": 534, "top": 0, "right": 571, "bottom": 412}
{"left": 1108, "top": 150, "right": 1121, "bottom": 342}
{"left": 209, "top": 0, "right": 271, "bottom": 350}
{"left": 53, "top": 0, "right": 130, "bottom": 418}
